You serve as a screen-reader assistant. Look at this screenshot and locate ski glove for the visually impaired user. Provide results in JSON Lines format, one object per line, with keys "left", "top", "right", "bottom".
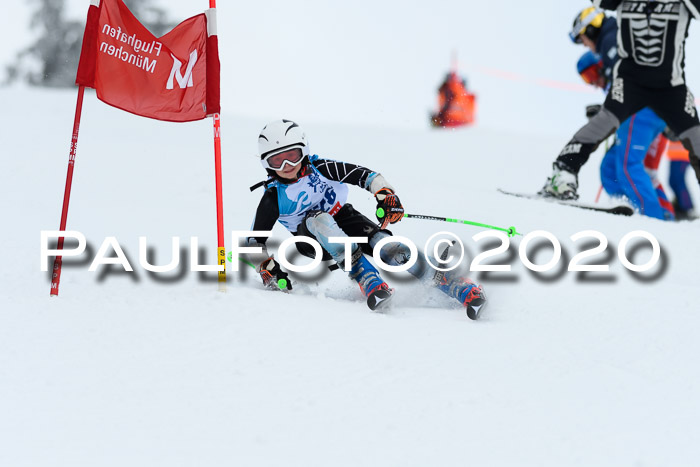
{"left": 257, "top": 257, "right": 293, "bottom": 291}
{"left": 375, "top": 188, "right": 404, "bottom": 229}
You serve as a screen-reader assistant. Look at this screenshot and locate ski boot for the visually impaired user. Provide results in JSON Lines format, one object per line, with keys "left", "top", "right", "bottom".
{"left": 539, "top": 163, "right": 579, "bottom": 200}
{"left": 350, "top": 253, "right": 394, "bottom": 311}
{"left": 436, "top": 273, "right": 487, "bottom": 320}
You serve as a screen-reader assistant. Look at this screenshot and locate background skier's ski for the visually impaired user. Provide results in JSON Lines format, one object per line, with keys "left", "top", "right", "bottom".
{"left": 497, "top": 188, "right": 634, "bottom": 216}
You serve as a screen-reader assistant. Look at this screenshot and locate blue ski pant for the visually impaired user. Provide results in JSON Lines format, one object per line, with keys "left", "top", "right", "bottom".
{"left": 600, "top": 107, "right": 672, "bottom": 220}
{"left": 669, "top": 160, "right": 694, "bottom": 212}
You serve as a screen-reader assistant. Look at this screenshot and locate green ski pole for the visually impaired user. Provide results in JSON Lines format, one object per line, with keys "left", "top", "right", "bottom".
{"left": 376, "top": 209, "right": 523, "bottom": 238}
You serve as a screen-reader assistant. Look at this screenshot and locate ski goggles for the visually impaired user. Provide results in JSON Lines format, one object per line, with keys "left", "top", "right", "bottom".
{"left": 569, "top": 27, "right": 585, "bottom": 44}
{"left": 261, "top": 147, "right": 305, "bottom": 170}
{"left": 580, "top": 65, "right": 602, "bottom": 85}
{"left": 569, "top": 8, "right": 604, "bottom": 43}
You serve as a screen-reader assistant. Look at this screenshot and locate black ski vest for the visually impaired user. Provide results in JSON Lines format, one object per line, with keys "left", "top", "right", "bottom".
{"left": 595, "top": 0, "right": 700, "bottom": 87}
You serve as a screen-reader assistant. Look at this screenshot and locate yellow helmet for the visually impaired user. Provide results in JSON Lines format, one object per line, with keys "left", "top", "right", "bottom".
{"left": 569, "top": 7, "right": 605, "bottom": 44}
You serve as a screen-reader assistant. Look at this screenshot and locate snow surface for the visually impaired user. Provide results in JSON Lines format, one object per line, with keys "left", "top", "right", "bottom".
{"left": 2, "top": 2, "right": 700, "bottom": 466}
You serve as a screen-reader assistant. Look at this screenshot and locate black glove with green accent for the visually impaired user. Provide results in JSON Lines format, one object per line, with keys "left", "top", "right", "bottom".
{"left": 257, "top": 257, "right": 292, "bottom": 291}
{"left": 375, "top": 188, "right": 404, "bottom": 229}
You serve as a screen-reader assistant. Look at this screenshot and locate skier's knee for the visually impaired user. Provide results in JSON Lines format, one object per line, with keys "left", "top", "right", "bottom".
{"left": 679, "top": 125, "right": 700, "bottom": 155}
{"left": 679, "top": 125, "right": 700, "bottom": 181}
{"left": 301, "top": 210, "right": 357, "bottom": 264}
{"left": 303, "top": 210, "right": 335, "bottom": 235}
{"left": 305, "top": 209, "right": 332, "bottom": 222}
{"left": 573, "top": 107, "right": 620, "bottom": 144}
{"left": 370, "top": 231, "right": 412, "bottom": 266}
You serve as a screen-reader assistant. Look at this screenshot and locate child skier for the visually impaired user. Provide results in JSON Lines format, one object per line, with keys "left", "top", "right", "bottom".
{"left": 245, "top": 119, "right": 487, "bottom": 318}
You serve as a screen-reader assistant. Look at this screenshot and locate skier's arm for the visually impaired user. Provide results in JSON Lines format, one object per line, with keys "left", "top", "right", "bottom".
{"left": 592, "top": 0, "right": 622, "bottom": 10}
{"left": 312, "top": 157, "right": 398, "bottom": 193}
{"left": 361, "top": 170, "right": 405, "bottom": 229}
{"left": 246, "top": 188, "right": 292, "bottom": 291}
{"left": 312, "top": 158, "right": 380, "bottom": 189}
{"left": 683, "top": 0, "right": 700, "bottom": 19}
{"left": 247, "top": 188, "right": 280, "bottom": 255}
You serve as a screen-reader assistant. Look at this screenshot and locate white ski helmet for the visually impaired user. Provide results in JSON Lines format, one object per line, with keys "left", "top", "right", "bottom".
{"left": 258, "top": 119, "right": 310, "bottom": 164}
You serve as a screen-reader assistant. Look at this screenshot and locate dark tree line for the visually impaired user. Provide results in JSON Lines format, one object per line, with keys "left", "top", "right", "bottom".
{"left": 5, "top": 0, "right": 174, "bottom": 87}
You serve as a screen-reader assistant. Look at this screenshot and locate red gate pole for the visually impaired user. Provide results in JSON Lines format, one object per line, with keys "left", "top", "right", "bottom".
{"left": 213, "top": 112, "right": 226, "bottom": 291}
{"left": 209, "top": 0, "right": 226, "bottom": 291}
{"left": 50, "top": 85, "right": 86, "bottom": 296}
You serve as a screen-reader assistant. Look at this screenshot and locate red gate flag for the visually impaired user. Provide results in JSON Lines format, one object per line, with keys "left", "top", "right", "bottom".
{"left": 76, "top": 0, "right": 220, "bottom": 122}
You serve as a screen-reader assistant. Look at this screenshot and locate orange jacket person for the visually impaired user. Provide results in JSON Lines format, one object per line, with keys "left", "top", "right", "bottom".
{"left": 431, "top": 72, "right": 475, "bottom": 127}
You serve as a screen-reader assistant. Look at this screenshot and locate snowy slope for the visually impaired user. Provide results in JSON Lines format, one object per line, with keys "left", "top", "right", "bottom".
{"left": 2, "top": 83, "right": 700, "bottom": 467}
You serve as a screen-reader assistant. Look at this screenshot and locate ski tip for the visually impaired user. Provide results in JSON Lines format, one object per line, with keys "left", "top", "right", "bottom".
{"left": 367, "top": 287, "right": 394, "bottom": 311}
{"left": 466, "top": 296, "right": 487, "bottom": 320}
{"left": 610, "top": 206, "right": 635, "bottom": 216}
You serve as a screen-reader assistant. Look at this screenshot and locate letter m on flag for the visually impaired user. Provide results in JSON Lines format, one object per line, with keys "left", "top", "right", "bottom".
{"left": 167, "top": 50, "right": 198, "bottom": 90}
{"left": 75, "top": 0, "right": 220, "bottom": 122}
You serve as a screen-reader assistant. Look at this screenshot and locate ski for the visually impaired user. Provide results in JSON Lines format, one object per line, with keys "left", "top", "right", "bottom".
{"left": 497, "top": 188, "right": 635, "bottom": 216}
